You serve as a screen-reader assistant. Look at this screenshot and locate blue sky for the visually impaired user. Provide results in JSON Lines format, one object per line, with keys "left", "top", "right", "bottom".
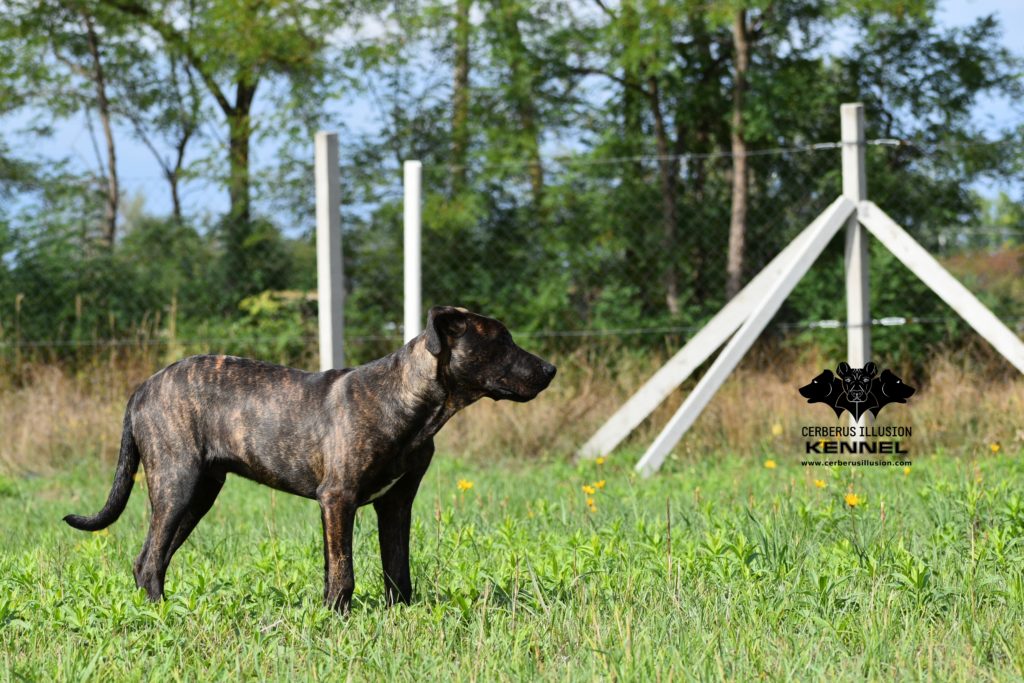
{"left": 9, "top": 0, "right": 1023, "bottom": 228}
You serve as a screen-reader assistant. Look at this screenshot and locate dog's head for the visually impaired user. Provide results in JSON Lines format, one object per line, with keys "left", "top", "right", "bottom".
{"left": 799, "top": 369, "right": 838, "bottom": 403}
{"left": 836, "top": 361, "right": 877, "bottom": 404}
{"left": 874, "top": 368, "right": 915, "bottom": 403}
{"left": 424, "top": 306, "right": 556, "bottom": 403}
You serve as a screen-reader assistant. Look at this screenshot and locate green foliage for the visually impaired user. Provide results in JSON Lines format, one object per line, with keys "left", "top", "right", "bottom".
{"left": 3, "top": 451, "right": 1024, "bottom": 678}
{"left": 0, "top": 204, "right": 316, "bottom": 365}
{"left": 0, "top": 0, "right": 1021, "bottom": 368}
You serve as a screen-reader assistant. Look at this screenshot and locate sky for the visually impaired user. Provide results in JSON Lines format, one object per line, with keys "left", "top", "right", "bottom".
{"left": 9, "top": 0, "right": 1023, "bottom": 229}
{"left": 936, "top": 0, "right": 1023, "bottom": 132}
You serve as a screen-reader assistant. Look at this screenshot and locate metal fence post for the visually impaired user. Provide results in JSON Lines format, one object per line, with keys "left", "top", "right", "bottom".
{"left": 315, "top": 131, "right": 344, "bottom": 371}
{"left": 404, "top": 160, "right": 423, "bottom": 342}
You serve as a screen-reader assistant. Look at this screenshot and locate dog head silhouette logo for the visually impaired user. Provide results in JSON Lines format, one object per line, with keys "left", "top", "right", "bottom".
{"left": 799, "top": 362, "right": 914, "bottom": 421}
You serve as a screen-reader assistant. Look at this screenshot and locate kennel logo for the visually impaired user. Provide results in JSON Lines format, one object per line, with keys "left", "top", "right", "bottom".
{"left": 797, "top": 362, "right": 915, "bottom": 457}
{"left": 799, "top": 362, "right": 914, "bottom": 421}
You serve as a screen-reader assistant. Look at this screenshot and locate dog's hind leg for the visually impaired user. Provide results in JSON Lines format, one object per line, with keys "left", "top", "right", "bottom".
{"left": 162, "top": 472, "right": 225, "bottom": 567}
{"left": 133, "top": 533, "right": 153, "bottom": 590}
{"left": 135, "top": 466, "right": 201, "bottom": 601}
{"left": 317, "top": 486, "right": 358, "bottom": 614}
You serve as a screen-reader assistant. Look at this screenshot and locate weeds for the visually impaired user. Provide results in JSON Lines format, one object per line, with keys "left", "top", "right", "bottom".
{"left": 2, "top": 451, "right": 1024, "bottom": 679}
{"left": 3, "top": 349, "right": 1023, "bottom": 474}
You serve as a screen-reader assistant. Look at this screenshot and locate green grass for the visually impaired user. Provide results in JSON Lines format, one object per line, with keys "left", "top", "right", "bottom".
{"left": 3, "top": 449, "right": 1024, "bottom": 681}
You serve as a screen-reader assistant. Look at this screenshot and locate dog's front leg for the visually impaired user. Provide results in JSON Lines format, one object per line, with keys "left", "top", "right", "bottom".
{"left": 373, "top": 467, "right": 428, "bottom": 606}
{"left": 318, "top": 487, "right": 357, "bottom": 614}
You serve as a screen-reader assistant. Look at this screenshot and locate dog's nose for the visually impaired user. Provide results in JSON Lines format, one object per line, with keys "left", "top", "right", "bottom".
{"left": 542, "top": 363, "right": 557, "bottom": 380}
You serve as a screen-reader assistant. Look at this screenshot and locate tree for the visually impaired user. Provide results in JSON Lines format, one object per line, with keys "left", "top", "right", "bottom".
{"left": 481, "top": 0, "right": 547, "bottom": 209}
{"left": 452, "top": 0, "right": 472, "bottom": 193}
{"left": 726, "top": 7, "right": 750, "bottom": 299}
{"left": 117, "top": 52, "right": 203, "bottom": 223}
{"left": 564, "top": 0, "right": 748, "bottom": 315}
{"left": 105, "top": 0, "right": 357, "bottom": 296}
{"left": 0, "top": 0, "right": 152, "bottom": 245}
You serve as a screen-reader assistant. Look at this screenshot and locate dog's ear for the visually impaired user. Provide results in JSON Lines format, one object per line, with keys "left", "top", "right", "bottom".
{"left": 425, "top": 306, "right": 468, "bottom": 356}
{"left": 837, "top": 361, "right": 851, "bottom": 377}
{"left": 864, "top": 361, "right": 878, "bottom": 377}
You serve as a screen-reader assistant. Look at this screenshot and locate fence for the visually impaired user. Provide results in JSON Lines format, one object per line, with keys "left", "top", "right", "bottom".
{"left": 337, "top": 136, "right": 1023, "bottom": 367}
{"left": 0, "top": 135, "right": 1021, "bottom": 374}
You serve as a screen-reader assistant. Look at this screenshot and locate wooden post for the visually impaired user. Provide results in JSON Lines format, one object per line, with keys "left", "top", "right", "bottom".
{"left": 841, "top": 107, "right": 871, "bottom": 361}
{"left": 404, "top": 161, "right": 423, "bottom": 342}
{"left": 315, "top": 132, "right": 344, "bottom": 371}
{"left": 858, "top": 201, "right": 1024, "bottom": 374}
{"left": 578, "top": 205, "right": 833, "bottom": 460}
{"left": 842, "top": 103, "right": 870, "bottom": 436}
{"left": 634, "top": 197, "right": 856, "bottom": 477}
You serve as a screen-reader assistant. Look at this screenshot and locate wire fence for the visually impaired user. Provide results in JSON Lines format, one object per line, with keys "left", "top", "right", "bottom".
{"left": 337, "top": 139, "right": 1022, "bottom": 365}
{"left": 1, "top": 138, "right": 1021, "bottom": 373}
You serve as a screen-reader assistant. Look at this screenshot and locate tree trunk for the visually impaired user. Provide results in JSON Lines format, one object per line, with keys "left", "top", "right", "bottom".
{"left": 167, "top": 59, "right": 197, "bottom": 224}
{"left": 491, "top": 0, "right": 548, "bottom": 208}
{"left": 686, "top": 11, "right": 715, "bottom": 301}
{"left": 220, "top": 78, "right": 258, "bottom": 297}
{"left": 726, "top": 8, "right": 750, "bottom": 300}
{"left": 227, "top": 80, "right": 256, "bottom": 230}
{"left": 496, "top": 1, "right": 543, "bottom": 209}
{"left": 167, "top": 127, "right": 189, "bottom": 223}
{"left": 520, "top": 100, "right": 544, "bottom": 210}
{"left": 452, "top": 0, "right": 471, "bottom": 194}
{"left": 82, "top": 11, "right": 119, "bottom": 246}
{"left": 648, "top": 77, "right": 680, "bottom": 316}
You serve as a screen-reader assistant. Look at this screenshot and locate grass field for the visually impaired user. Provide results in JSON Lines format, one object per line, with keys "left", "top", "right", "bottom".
{"left": 3, "top": 448, "right": 1024, "bottom": 681}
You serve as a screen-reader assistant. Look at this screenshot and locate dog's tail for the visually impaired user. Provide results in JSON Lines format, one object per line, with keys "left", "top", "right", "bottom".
{"left": 64, "top": 408, "right": 140, "bottom": 532}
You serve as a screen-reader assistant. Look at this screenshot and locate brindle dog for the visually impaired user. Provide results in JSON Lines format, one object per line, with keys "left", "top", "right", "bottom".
{"left": 64, "top": 306, "right": 556, "bottom": 613}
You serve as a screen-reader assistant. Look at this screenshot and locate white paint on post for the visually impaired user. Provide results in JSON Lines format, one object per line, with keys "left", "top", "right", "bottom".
{"left": 404, "top": 160, "right": 423, "bottom": 343}
{"left": 842, "top": 103, "right": 870, "bottom": 367}
{"left": 315, "top": 131, "right": 344, "bottom": 371}
{"left": 842, "top": 103, "right": 871, "bottom": 435}
{"left": 634, "top": 196, "right": 856, "bottom": 477}
{"left": 577, "top": 205, "right": 834, "bottom": 460}
{"left": 858, "top": 201, "right": 1024, "bottom": 374}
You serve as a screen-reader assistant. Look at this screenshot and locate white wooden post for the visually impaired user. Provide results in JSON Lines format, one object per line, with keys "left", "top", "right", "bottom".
{"left": 634, "top": 196, "right": 856, "bottom": 477}
{"left": 842, "top": 103, "right": 871, "bottom": 434}
{"left": 842, "top": 109, "right": 871, "bottom": 359}
{"left": 404, "top": 161, "right": 423, "bottom": 342}
{"left": 858, "top": 201, "right": 1024, "bottom": 374}
{"left": 315, "top": 131, "right": 344, "bottom": 371}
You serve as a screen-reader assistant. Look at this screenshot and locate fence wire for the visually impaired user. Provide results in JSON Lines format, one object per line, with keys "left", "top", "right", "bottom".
{"left": 1, "top": 139, "right": 1021, "bottom": 371}
{"left": 338, "top": 140, "right": 1022, "bottom": 365}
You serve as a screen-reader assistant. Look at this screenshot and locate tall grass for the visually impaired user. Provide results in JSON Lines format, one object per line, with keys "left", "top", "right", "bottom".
{"left": 2, "top": 343, "right": 1021, "bottom": 475}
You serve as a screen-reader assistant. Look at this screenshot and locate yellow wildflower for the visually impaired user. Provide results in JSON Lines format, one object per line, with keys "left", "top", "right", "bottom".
{"left": 814, "top": 479, "right": 826, "bottom": 489}
{"left": 903, "top": 466, "right": 911, "bottom": 476}
{"left": 595, "top": 457, "right": 606, "bottom": 465}
{"left": 771, "top": 423, "right": 783, "bottom": 436}
{"left": 456, "top": 479, "right": 473, "bottom": 492}
{"left": 582, "top": 484, "right": 596, "bottom": 495}
{"left": 594, "top": 480, "right": 606, "bottom": 489}
{"left": 990, "top": 442, "right": 1001, "bottom": 454}
{"left": 845, "top": 493, "right": 863, "bottom": 508}
{"left": 764, "top": 459, "right": 777, "bottom": 470}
